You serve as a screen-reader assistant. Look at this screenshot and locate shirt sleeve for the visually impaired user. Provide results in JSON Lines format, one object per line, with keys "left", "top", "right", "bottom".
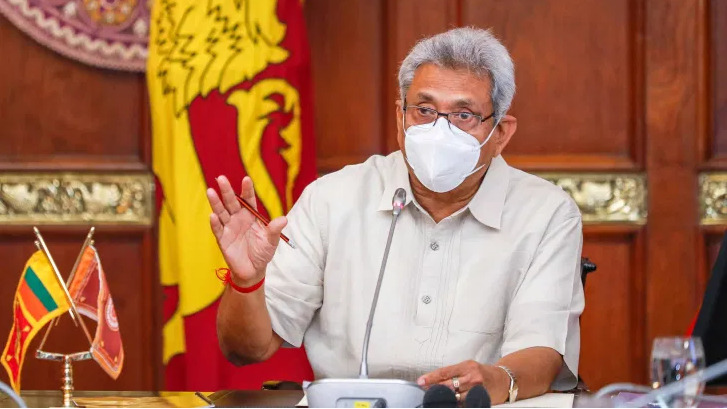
{"left": 264, "top": 181, "right": 326, "bottom": 348}
{"left": 500, "top": 204, "right": 585, "bottom": 391}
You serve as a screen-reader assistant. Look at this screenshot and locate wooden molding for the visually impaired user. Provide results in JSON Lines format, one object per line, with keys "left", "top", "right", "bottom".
{"left": 699, "top": 172, "right": 727, "bottom": 225}
{"left": 0, "top": 172, "right": 153, "bottom": 226}
{"left": 536, "top": 172, "right": 647, "bottom": 225}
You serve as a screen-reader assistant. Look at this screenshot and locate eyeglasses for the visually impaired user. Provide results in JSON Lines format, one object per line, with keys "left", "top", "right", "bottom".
{"left": 403, "top": 104, "right": 495, "bottom": 132}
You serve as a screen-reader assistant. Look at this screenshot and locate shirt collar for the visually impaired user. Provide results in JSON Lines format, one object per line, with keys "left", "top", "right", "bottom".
{"left": 377, "top": 151, "right": 415, "bottom": 212}
{"left": 467, "top": 155, "right": 510, "bottom": 230}
{"left": 377, "top": 152, "right": 510, "bottom": 230}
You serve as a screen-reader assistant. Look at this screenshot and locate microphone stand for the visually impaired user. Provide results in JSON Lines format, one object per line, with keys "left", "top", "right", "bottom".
{"left": 359, "top": 188, "right": 406, "bottom": 379}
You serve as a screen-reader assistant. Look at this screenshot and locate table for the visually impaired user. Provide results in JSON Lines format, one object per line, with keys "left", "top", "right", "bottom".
{"left": 0, "top": 390, "right": 304, "bottom": 408}
{"left": 2, "top": 387, "right": 724, "bottom": 408}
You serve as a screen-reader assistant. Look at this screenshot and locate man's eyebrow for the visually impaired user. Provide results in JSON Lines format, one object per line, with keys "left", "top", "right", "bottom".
{"left": 452, "top": 98, "right": 475, "bottom": 109}
{"left": 415, "top": 92, "right": 434, "bottom": 103}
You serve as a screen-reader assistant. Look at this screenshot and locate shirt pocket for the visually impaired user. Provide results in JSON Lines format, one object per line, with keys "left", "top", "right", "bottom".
{"left": 448, "top": 250, "right": 530, "bottom": 334}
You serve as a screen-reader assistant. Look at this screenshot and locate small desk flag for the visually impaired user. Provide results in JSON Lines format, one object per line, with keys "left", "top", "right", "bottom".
{"left": 2, "top": 251, "right": 71, "bottom": 392}
{"left": 68, "top": 245, "right": 124, "bottom": 379}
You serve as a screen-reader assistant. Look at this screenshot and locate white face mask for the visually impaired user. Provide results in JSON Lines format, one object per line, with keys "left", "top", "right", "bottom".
{"left": 403, "top": 115, "right": 499, "bottom": 193}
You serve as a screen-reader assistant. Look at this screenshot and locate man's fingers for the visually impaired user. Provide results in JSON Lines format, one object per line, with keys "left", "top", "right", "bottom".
{"left": 437, "top": 372, "right": 476, "bottom": 391}
{"left": 210, "top": 213, "right": 224, "bottom": 240}
{"left": 458, "top": 390, "right": 469, "bottom": 404}
{"left": 240, "top": 176, "right": 258, "bottom": 210}
{"left": 264, "top": 216, "right": 288, "bottom": 246}
{"left": 418, "top": 363, "right": 463, "bottom": 387}
{"left": 207, "top": 188, "right": 231, "bottom": 224}
{"left": 217, "top": 175, "right": 243, "bottom": 214}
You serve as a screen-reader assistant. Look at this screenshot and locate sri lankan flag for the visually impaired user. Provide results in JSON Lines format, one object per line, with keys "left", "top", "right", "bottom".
{"left": 148, "top": 0, "right": 316, "bottom": 389}
{"left": 2, "top": 251, "right": 70, "bottom": 392}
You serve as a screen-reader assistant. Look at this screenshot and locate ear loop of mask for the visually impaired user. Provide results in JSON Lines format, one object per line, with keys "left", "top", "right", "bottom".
{"left": 463, "top": 118, "right": 501, "bottom": 178}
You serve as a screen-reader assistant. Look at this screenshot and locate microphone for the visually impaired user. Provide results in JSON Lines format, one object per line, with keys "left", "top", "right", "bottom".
{"left": 464, "top": 384, "right": 491, "bottom": 408}
{"left": 422, "top": 385, "right": 457, "bottom": 408}
{"left": 306, "top": 188, "right": 424, "bottom": 407}
{"left": 360, "top": 187, "right": 406, "bottom": 378}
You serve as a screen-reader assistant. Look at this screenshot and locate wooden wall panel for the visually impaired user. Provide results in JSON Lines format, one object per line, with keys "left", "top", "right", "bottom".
{"left": 580, "top": 228, "right": 645, "bottom": 389}
{"left": 644, "top": 0, "right": 702, "bottom": 344}
{"left": 0, "top": 15, "right": 146, "bottom": 171}
{"left": 304, "top": 0, "right": 386, "bottom": 174}
{"left": 462, "top": 0, "right": 643, "bottom": 170}
{"left": 708, "top": 0, "right": 727, "bottom": 162}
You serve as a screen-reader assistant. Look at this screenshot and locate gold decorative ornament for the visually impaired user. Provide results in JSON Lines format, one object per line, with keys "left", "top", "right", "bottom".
{"left": 0, "top": 173, "right": 153, "bottom": 225}
{"left": 537, "top": 173, "right": 647, "bottom": 224}
{"left": 699, "top": 173, "right": 727, "bottom": 225}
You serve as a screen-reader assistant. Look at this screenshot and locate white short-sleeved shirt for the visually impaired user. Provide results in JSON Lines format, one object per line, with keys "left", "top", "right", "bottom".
{"left": 265, "top": 151, "right": 584, "bottom": 390}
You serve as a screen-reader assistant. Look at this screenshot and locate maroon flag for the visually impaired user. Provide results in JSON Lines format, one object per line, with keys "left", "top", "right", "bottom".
{"left": 68, "top": 245, "right": 124, "bottom": 379}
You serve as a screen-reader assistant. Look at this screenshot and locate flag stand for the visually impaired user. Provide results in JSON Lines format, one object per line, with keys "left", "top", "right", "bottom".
{"left": 35, "top": 351, "right": 92, "bottom": 408}
{"left": 33, "top": 227, "right": 96, "bottom": 408}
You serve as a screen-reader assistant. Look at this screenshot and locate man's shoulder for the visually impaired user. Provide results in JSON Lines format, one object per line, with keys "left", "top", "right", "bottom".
{"left": 506, "top": 166, "right": 581, "bottom": 218}
{"left": 310, "top": 152, "right": 402, "bottom": 199}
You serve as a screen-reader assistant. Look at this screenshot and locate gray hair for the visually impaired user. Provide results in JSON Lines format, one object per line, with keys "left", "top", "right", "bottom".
{"left": 398, "top": 27, "right": 515, "bottom": 121}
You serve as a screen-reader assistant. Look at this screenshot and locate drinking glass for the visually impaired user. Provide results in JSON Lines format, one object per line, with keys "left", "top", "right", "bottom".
{"left": 650, "top": 337, "right": 706, "bottom": 407}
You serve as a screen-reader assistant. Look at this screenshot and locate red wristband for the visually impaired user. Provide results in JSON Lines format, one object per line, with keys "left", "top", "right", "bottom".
{"left": 215, "top": 268, "right": 265, "bottom": 293}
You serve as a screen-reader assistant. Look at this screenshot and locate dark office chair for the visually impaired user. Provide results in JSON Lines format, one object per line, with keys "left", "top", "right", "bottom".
{"left": 581, "top": 257, "right": 597, "bottom": 288}
{"left": 573, "top": 257, "right": 597, "bottom": 392}
{"left": 691, "top": 234, "right": 727, "bottom": 386}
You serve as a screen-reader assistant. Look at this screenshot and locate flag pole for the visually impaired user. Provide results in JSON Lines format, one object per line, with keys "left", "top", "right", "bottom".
{"left": 54, "top": 227, "right": 95, "bottom": 327}
{"left": 37, "top": 227, "right": 96, "bottom": 351}
{"left": 64, "top": 227, "right": 95, "bottom": 289}
{"left": 33, "top": 227, "right": 94, "bottom": 346}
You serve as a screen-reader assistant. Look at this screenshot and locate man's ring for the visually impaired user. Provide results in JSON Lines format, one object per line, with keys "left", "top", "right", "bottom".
{"left": 452, "top": 376, "right": 461, "bottom": 392}
{"left": 455, "top": 392, "right": 461, "bottom": 401}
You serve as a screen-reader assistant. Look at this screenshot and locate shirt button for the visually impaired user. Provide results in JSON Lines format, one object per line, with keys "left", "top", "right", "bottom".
{"left": 430, "top": 241, "right": 439, "bottom": 251}
{"left": 421, "top": 295, "right": 432, "bottom": 304}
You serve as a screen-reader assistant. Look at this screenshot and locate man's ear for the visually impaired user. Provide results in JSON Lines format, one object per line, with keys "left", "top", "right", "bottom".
{"left": 395, "top": 100, "right": 405, "bottom": 134}
{"left": 493, "top": 114, "right": 517, "bottom": 156}
{"left": 395, "top": 100, "right": 405, "bottom": 149}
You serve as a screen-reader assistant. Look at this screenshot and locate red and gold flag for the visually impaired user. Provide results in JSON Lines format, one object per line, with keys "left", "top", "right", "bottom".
{"left": 2, "top": 251, "right": 70, "bottom": 392}
{"left": 68, "top": 245, "right": 124, "bottom": 379}
{"left": 147, "top": 0, "right": 316, "bottom": 389}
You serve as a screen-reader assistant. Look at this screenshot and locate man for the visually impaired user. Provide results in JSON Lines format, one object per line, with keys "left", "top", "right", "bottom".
{"left": 207, "top": 27, "right": 584, "bottom": 404}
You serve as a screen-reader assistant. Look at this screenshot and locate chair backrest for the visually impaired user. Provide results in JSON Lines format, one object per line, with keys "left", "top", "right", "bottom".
{"left": 580, "top": 257, "right": 597, "bottom": 288}
{"left": 692, "top": 234, "right": 727, "bottom": 386}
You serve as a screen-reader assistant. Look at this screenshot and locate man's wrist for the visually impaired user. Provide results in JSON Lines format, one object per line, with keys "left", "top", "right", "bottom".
{"left": 495, "top": 365, "right": 518, "bottom": 403}
{"left": 221, "top": 268, "right": 266, "bottom": 293}
{"left": 483, "top": 364, "right": 512, "bottom": 404}
{"left": 229, "top": 275, "right": 265, "bottom": 293}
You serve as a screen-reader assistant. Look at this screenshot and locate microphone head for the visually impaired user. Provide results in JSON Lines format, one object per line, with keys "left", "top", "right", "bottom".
{"left": 464, "top": 384, "right": 491, "bottom": 408}
{"left": 422, "top": 385, "right": 458, "bottom": 408}
{"left": 392, "top": 188, "right": 406, "bottom": 215}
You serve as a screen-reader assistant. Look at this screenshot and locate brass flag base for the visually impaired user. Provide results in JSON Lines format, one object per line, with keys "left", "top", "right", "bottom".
{"left": 36, "top": 350, "right": 92, "bottom": 408}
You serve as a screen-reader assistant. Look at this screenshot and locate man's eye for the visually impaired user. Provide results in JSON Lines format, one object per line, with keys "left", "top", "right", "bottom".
{"left": 417, "top": 107, "right": 435, "bottom": 116}
{"left": 455, "top": 112, "right": 473, "bottom": 121}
